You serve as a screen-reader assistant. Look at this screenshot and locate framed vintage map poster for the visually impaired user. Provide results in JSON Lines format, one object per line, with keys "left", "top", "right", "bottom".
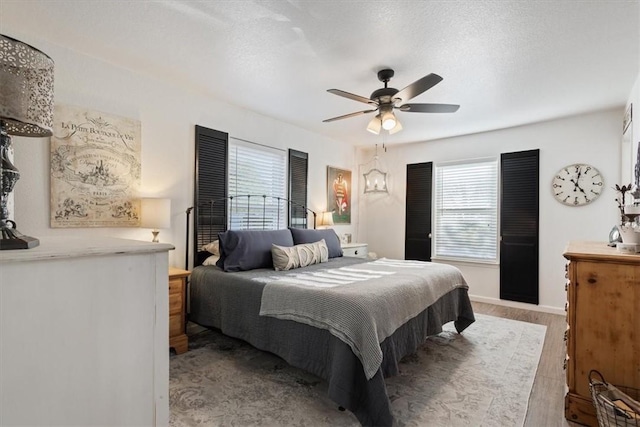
{"left": 50, "top": 104, "right": 142, "bottom": 228}
{"left": 327, "top": 166, "right": 351, "bottom": 224}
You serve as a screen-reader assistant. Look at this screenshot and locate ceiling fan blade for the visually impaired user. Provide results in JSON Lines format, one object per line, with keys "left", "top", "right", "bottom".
{"left": 322, "top": 109, "right": 377, "bottom": 123}
{"left": 398, "top": 103, "right": 460, "bottom": 113}
{"left": 327, "top": 89, "right": 377, "bottom": 105}
{"left": 394, "top": 73, "right": 443, "bottom": 104}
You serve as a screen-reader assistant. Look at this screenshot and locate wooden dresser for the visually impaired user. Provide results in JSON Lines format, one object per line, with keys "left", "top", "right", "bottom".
{"left": 169, "top": 267, "right": 190, "bottom": 354}
{"left": 563, "top": 241, "right": 640, "bottom": 426}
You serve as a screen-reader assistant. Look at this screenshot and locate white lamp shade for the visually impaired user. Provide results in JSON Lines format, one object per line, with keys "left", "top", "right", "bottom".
{"left": 388, "top": 118, "right": 403, "bottom": 134}
{"left": 318, "top": 211, "right": 334, "bottom": 227}
{"left": 140, "top": 198, "right": 171, "bottom": 229}
{"left": 366, "top": 114, "right": 382, "bottom": 135}
{"left": 381, "top": 110, "right": 396, "bottom": 130}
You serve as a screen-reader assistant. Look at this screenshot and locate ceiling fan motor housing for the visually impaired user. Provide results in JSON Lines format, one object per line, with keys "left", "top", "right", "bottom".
{"left": 370, "top": 87, "right": 399, "bottom": 104}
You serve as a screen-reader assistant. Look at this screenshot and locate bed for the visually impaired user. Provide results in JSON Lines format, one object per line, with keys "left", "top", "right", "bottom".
{"left": 187, "top": 202, "right": 475, "bottom": 426}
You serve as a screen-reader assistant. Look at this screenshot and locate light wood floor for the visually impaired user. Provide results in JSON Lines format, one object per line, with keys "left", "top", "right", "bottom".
{"left": 471, "top": 301, "right": 580, "bottom": 427}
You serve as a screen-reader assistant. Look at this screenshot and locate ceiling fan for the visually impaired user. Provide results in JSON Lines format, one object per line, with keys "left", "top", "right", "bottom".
{"left": 323, "top": 69, "right": 459, "bottom": 135}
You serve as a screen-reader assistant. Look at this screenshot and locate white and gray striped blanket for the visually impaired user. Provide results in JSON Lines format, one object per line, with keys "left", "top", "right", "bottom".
{"left": 257, "top": 258, "right": 469, "bottom": 379}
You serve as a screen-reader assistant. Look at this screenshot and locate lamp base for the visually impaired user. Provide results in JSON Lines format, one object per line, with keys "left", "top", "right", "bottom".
{"left": 0, "top": 221, "right": 39, "bottom": 250}
{"left": 151, "top": 230, "right": 160, "bottom": 243}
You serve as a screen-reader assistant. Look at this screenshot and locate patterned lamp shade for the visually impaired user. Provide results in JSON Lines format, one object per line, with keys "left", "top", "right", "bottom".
{"left": 0, "top": 34, "right": 55, "bottom": 137}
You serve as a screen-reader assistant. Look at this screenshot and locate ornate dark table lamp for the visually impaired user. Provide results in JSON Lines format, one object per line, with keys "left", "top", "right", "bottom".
{"left": 0, "top": 34, "right": 55, "bottom": 249}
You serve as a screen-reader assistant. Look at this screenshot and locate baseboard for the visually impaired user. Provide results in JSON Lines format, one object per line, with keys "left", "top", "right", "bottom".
{"left": 469, "top": 295, "right": 566, "bottom": 316}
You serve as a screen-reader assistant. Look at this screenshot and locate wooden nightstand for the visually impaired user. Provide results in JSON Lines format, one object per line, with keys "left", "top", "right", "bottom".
{"left": 341, "top": 242, "right": 368, "bottom": 258}
{"left": 169, "top": 268, "right": 190, "bottom": 354}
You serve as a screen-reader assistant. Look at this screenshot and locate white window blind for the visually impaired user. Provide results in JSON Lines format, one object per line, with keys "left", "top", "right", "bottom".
{"left": 228, "top": 138, "right": 286, "bottom": 230}
{"left": 434, "top": 158, "right": 498, "bottom": 262}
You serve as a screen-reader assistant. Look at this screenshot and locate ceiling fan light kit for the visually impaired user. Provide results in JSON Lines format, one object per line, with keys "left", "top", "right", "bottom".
{"left": 366, "top": 114, "right": 382, "bottom": 134}
{"left": 323, "top": 68, "right": 459, "bottom": 135}
{"left": 380, "top": 106, "right": 396, "bottom": 130}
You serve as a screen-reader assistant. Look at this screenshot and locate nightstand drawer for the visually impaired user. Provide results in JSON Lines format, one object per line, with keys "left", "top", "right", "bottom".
{"left": 169, "top": 278, "right": 183, "bottom": 294}
{"left": 169, "top": 268, "right": 190, "bottom": 354}
{"left": 169, "top": 314, "right": 183, "bottom": 337}
{"left": 169, "top": 292, "right": 183, "bottom": 315}
{"left": 341, "top": 243, "right": 368, "bottom": 258}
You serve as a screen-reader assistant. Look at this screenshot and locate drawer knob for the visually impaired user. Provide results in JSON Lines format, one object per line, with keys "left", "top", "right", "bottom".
{"left": 355, "top": 250, "right": 359, "bottom": 255}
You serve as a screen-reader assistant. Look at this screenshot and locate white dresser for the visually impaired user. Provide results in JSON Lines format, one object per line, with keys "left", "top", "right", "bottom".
{"left": 341, "top": 242, "right": 368, "bottom": 258}
{"left": 0, "top": 237, "right": 173, "bottom": 426}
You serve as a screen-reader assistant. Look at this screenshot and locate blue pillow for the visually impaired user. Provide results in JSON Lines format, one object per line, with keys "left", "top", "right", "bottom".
{"left": 289, "top": 228, "right": 343, "bottom": 258}
{"left": 216, "top": 229, "right": 294, "bottom": 272}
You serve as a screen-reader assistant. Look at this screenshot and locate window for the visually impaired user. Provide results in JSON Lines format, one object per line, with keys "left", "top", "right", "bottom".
{"left": 434, "top": 158, "right": 498, "bottom": 262}
{"left": 228, "top": 138, "right": 286, "bottom": 230}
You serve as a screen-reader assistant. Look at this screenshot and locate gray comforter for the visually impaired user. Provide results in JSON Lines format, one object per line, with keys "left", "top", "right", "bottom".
{"left": 258, "top": 258, "right": 469, "bottom": 379}
{"left": 189, "top": 257, "right": 475, "bottom": 426}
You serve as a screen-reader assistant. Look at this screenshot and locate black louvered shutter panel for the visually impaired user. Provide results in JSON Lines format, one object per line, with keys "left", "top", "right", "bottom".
{"left": 500, "top": 149, "right": 539, "bottom": 304}
{"left": 195, "top": 125, "right": 228, "bottom": 261}
{"left": 288, "top": 149, "right": 309, "bottom": 228}
{"left": 405, "top": 162, "right": 432, "bottom": 261}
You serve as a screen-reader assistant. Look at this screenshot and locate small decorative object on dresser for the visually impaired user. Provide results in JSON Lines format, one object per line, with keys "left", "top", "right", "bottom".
{"left": 563, "top": 242, "right": 639, "bottom": 426}
{"left": 341, "top": 242, "right": 368, "bottom": 259}
{"left": 169, "top": 268, "right": 190, "bottom": 354}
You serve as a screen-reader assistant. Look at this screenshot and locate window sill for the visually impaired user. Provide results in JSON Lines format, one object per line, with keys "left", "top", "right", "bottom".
{"left": 431, "top": 257, "right": 499, "bottom": 268}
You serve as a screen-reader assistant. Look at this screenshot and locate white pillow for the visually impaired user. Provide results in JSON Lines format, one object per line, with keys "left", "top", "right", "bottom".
{"left": 202, "top": 240, "right": 220, "bottom": 256}
{"left": 202, "top": 255, "right": 220, "bottom": 266}
{"left": 271, "top": 244, "right": 300, "bottom": 271}
{"left": 271, "top": 239, "right": 328, "bottom": 271}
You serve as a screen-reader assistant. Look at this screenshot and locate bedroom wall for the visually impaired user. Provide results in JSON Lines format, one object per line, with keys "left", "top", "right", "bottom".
{"left": 357, "top": 109, "right": 623, "bottom": 313}
{"left": 8, "top": 35, "right": 358, "bottom": 269}
{"left": 622, "top": 71, "right": 639, "bottom": 184}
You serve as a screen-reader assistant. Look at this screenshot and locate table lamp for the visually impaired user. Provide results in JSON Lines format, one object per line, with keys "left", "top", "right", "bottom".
{"left": 317, "top": 211, "right": 334, "bottom": 229}
{"left": 0, "top": 34, "right": 55, "bottom": 250}
{"left": 141, "top": 198, "right": 171, "bottom": 242}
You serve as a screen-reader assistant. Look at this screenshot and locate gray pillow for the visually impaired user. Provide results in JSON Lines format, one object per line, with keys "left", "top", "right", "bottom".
{"left": 289, "top": 228, "right": 343, "bottom": 258}
{"left": 216, "top": 229, "right": 294, "bottom": 272}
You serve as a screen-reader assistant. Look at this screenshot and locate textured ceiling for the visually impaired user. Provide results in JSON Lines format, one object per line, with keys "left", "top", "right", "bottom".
{"left": 1, "top": 0, "right": 638, "bottom": 146}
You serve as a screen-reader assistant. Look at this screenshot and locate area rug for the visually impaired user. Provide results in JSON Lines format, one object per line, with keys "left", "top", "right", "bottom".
{"left": 169, "top": 314, "right": 546, "bottom": 426}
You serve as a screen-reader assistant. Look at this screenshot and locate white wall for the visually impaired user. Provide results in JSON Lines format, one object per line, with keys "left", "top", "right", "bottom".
{"left": 357, "top": 109, "right": 622, "bottom": 312}
{"left": 622, "top": 71, "right": 639, "bottom": 185}
{"left": 9, "top": 37, "right": 358, "bottom": 269}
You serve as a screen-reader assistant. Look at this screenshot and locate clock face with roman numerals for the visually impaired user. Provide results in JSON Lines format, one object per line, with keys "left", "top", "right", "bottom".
{"left": 551, "top": 164, "right": 604, "bottom": 206}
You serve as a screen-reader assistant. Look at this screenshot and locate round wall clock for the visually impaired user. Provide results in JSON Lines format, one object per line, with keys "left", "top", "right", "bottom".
{"left": 551, "top": 163, "right": 604, "bottom": 206}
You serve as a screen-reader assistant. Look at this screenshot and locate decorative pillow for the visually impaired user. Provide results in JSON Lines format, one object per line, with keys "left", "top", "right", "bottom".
{"left": 271, "top": 244, "right": 300, "bottom": 271}
{"left": 216, "top": 229, "right": 294, "bottom": 272}
{"left": 298, "top": 239, "right": 329, "bottom": 267}
{"left": 289, "top": 228, "right": 343, "bottom": 258}
{"left": 271, "top": 239, "right": 329, "bottom": 271}
{"left": 201, "top": 240, "right": 220, "bottom": 256}
{"left": 202, "top": 255, "right": 220, "bottom": 266}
